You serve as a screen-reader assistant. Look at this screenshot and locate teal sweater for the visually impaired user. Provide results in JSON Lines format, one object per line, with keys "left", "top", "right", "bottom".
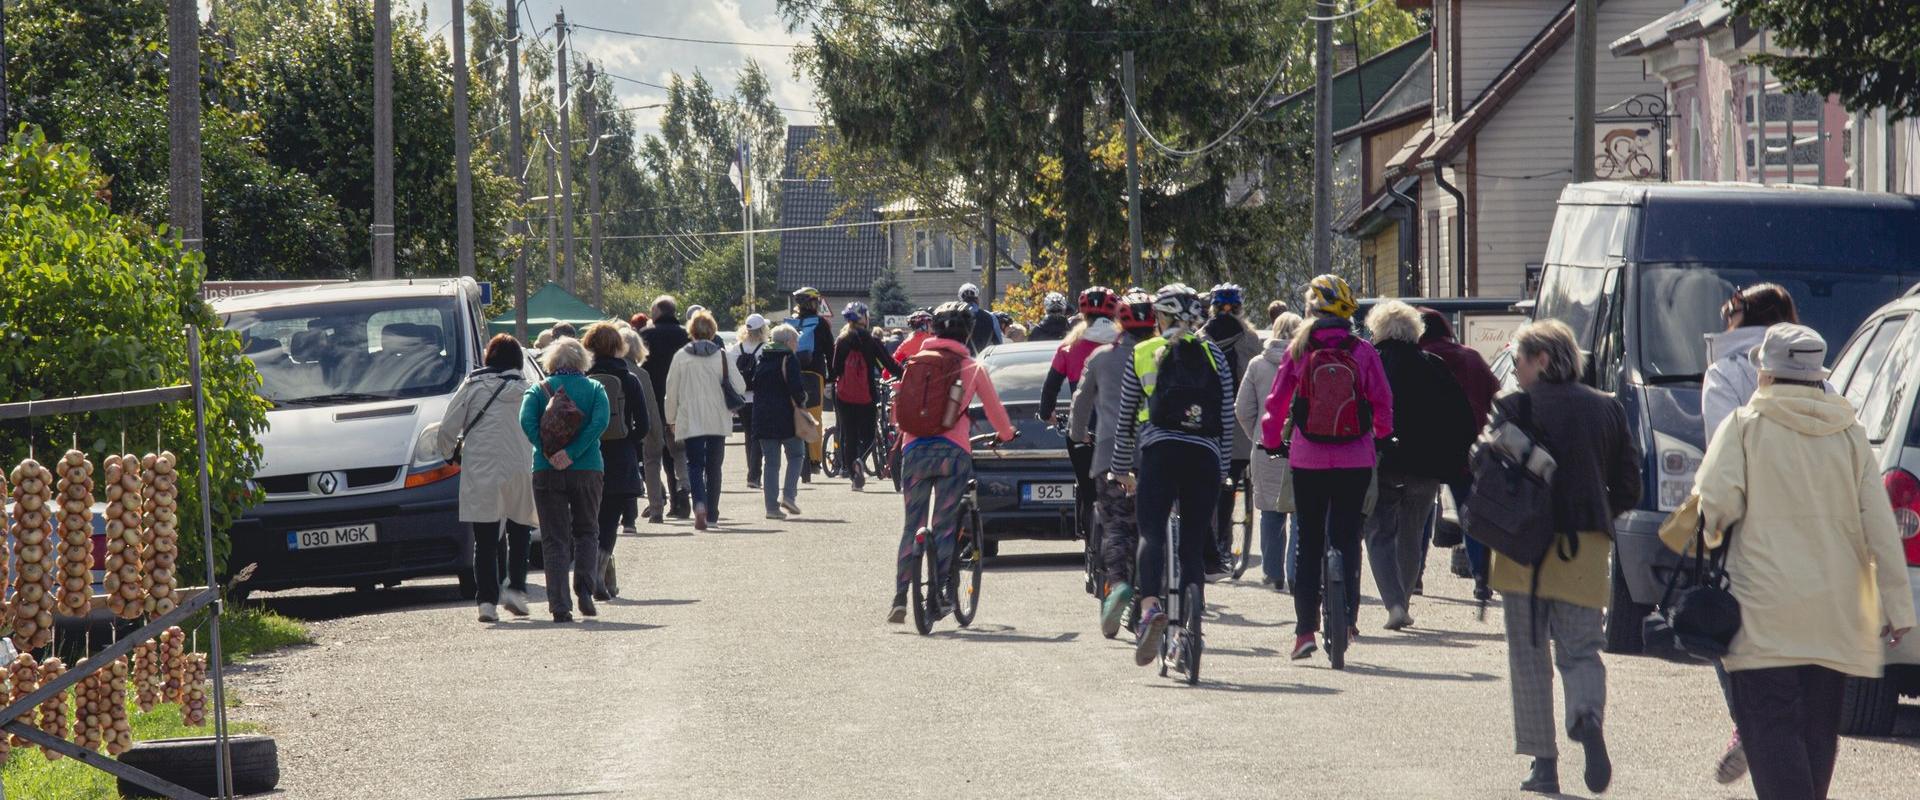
{"left": 519, "top": 372, "right": 610, "bottom": 472}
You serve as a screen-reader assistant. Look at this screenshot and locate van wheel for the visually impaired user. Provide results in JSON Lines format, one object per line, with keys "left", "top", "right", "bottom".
{"left": 1603, "top": 560, "right": 1649, "bottom": 655}
{"left": 116, "top": 734, "right": 280, "bottom": 797}
{"left": 982, "top": 538, "right": 1000, "bottom": 559}
{"left": 456, "top": 568, "right": 479, "bottom": 600}
{"left": 1838, "top": 676, "right": 1899, "bottom": 736}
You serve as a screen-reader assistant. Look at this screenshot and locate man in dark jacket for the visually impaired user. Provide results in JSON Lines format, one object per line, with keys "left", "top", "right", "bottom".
{"left": 1364, "top": 301, "right": 1476, "bottom": 631}
{"left": 960, "top": 283, "right": 1001, "bottom": 354}
{"left": 1029, "top": 293, "right": 1072, "bottom": 341}
{"left": 639, "top": 296, "right": 693, "bottom": 518}
{"left": 1419, "top": 306, "right": 1504, "bottom": 599}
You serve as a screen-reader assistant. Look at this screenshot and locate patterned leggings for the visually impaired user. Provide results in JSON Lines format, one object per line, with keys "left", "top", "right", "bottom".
{"left": 895, "top": 440, "right": 972, "bottom": 596}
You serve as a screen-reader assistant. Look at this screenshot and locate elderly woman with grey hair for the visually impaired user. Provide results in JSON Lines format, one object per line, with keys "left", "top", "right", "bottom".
{"left": 1362, "top": 300, "right": 1476, "bottom": 631}
{"left": 751, "top": 324, "right": 811, "bottom": 517}
{"left": 518, "top": 337, "right": 610, "bottom": 622}
{"left": 1487, "top": 319, "right": 1641, "bottom": 795}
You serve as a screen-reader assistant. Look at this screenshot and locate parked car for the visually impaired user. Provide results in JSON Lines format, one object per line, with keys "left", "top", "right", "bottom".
{"left": 1528, "top": 181, "right": 1920, "bottom": 654}
{"left": 1815, "top": 288, "right": 1920, "bottom": 735}
{"left": 967, "top": 341, "right": 1078, "bottom": 556}
{"left": 216, "top": 278, "right": 491, "bottom": 601}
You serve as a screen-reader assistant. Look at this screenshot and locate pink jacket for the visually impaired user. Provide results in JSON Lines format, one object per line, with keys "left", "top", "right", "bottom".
{"left": 1049, "top": 336, "right": 1103, "bottom": 383}
{"left": 896, "top": 338, "right": 1016, "bottom": 453}
{"left": 1260, "top": 325, "right": 1394, "bottom": 470}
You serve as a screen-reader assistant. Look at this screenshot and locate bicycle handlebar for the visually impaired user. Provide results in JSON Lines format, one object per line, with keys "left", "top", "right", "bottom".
{"left": 971, "top": 430, "right": 1018, "bottom": 449}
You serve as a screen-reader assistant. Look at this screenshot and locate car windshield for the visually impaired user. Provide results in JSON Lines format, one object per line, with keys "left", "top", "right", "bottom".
{"left": 1637, "top": 263, "right": 1917, "bottom": 380}
{"left": 226, "top": 297, "right": 466, "bottom": 406}
{"left": 979, "top": 347, "right": 1065, "bottom": 406}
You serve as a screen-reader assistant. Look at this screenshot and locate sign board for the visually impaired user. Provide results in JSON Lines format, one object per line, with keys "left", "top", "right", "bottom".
{"left": 883, "top": 315, "right": 910, "bottom": 329}
{"left": 1460, "top": 313, "right": 1528, "bottom": 362}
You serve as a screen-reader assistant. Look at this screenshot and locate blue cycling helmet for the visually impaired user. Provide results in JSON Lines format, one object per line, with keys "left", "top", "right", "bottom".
{"left": 842, "top": 301, "right": 870, "bottom": 322}
{"left": 1209, "top": 282, "right": 1244, "bottom": 310}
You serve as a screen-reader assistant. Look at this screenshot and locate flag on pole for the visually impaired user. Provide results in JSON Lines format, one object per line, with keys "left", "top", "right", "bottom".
{"left": 729, "top": 137, "right": 752, "bottom": 209}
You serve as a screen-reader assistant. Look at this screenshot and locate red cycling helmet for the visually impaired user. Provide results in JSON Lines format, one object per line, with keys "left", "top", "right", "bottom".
{"left": 1117, "top": 290, "right": 1157, "bottom": 331}
{"left": 1078, "top": 286, "right": 1121, "bottom": 319}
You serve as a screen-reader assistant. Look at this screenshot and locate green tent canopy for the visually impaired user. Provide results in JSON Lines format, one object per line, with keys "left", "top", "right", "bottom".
{"left": 487, "top": 282, "right": 609, "bottom": 337}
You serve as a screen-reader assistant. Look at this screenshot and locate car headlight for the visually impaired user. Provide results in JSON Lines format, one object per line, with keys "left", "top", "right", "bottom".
{"left": 1653, "top": 431, "right": 1703, "bottom": 512}
{"left": 405, "top": 424, "right": 460, "bottom": 488}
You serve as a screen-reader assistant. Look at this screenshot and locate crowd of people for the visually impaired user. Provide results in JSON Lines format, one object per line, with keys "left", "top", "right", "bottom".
{"left": 432, "top": 274, "right": 1914, "bottom": 799}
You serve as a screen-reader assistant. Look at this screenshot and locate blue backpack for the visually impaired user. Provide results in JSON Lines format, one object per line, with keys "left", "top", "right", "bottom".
{"left": 794, "top": 315, "right": 825, "bottom": 357}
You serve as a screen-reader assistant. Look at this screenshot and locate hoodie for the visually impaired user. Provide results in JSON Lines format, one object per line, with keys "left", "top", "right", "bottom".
{"left": 1260, "top": 319, "right": 1394, "bottom": 470}
{"left": 1418, "top": 308, "right": 1500, "bottom": 430}
{"left": 895, "top": 337, "right": 1015, "bottom": 453}
{"left": 1237, "top": 335, "right": 1294, "bottom": 512}
{"left": 1700, "top": 325, "right": 1768, "bottom": 446}
{"left": 1698, "top": 383, "right": 1917, "bottom": 677}
{"left": 664, "top": 339, "right": 747, "bottom": 440}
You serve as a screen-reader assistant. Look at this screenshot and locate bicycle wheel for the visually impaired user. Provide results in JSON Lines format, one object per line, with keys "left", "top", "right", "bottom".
{"left": 952, "top": 501, "right": 983, "bottom": 627}
{"left": 1182, "top": 582, "right": 1204, "bottom": 685}
{"left": 822, "top": 427, "right": 844, "bottom": 478}
{"left": 1324, "top": 549, "right": 1349, "bottom": 670}
{"left": 1084, "top": 500, "right": 1105, "bottom": 597}
{"left": 1230, "top": 483, "right": 1255, "bottom": 579}
{"left": 909, "top": 529, "right": 934, "bottom": 635}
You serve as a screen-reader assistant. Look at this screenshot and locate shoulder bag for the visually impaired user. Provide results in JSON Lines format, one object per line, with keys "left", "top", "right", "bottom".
{"left": 449, "top": 378, "right": 511, "bottom": 465}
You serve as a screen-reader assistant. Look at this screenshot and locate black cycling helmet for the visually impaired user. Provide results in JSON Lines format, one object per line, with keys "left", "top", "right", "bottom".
{"left": 931, "top": 301, "right": 975, "bottom": 341}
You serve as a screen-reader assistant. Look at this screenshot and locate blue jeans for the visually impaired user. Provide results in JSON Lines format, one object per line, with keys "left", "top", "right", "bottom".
{"left": 1260, "top": 510, "right": 1299, "bottom": 586}
{"left": 683, "top": 435, "right": 726, "bottom": 517}
{"left": 759, "top": 437, "right": 804, "bottom": 512}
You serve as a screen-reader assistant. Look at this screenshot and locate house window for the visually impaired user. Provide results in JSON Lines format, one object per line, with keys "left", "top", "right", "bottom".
{"left": 971, "top": 234, "right": 1014, "bottom": 271}
{"left": 914, "top": 229, "right": 954, "bottom": 271}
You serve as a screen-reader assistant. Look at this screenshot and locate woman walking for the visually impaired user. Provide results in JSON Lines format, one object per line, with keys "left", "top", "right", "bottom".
{"left": 752, "top": 324, "right": 811, "bottom": 518}
{"left": 583, "top": 322, "right": 650, "bottom": 599}
{"left": 731, "top": 314, "right": 771, "bottom": 490}
{"left": 518, "top": 337, "right": 610, "bottom": 622}
{"left": 665, "top": 309, "right": 746, "bottom": 530}
{"left": 1260, "top": 275, "right": 1393, "bottom": 662}
{"left": 830, "top": 302, "right": 903, "bottom": 491}
{"left": 1237, "top": 311, "right": 1302, "bottom": 592}
{"left": 616, "top": 324, "right": 666, "bottom": 527}
{"left": 437, "top": 334, "right": 539, "bottom": 622}
{"left": 1488, "top": 320, "right": 1640, "bottom": 795}
{"left": 1696, "top": 324, "right": 1913, "bottom": 800}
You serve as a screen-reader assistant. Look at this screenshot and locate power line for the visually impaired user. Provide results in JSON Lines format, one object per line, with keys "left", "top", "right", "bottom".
{"left": 527, "top": 214, "right": 960, "bottom": 241}
{"left": 1121, "top": 44, "right": 1298, "bottom": 159}
{"left": 569, "top": 22, "right": 802, "bottom": 49}
{"left": 599, "top": 69, "right": 819, "bottom": 115}
{"left": 1304, "top": 0, "right": 1389, "bottom": 22}
{"left": 784, "top": 0, "right": 1277, "bottom": 36}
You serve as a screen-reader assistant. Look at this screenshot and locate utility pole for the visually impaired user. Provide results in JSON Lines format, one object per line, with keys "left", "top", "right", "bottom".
{"left": 168, "top": 0, "right": 204, "bottom": 252}
{"left": 555, "top": 11, "right": 577, "bottom": 293}
{"left": 982, "top": 208, "right": 998, "bottom": 307}
{"left": 372, "top": 0, "right": 395, "bottom": 277}
{"left": 1311, "top": 3, "right": 1333, "bottom": 276}
{"left": 585, "top": 62, "right": 603, "bottom": 308}
{"left": 451, "top": 0, "right": 474, "bottom": 278}
{"left": 740, "top": 138, "right": 755, "bottom": 313}
{"left": 544, "top": 141, "right": 559, "bottom": 283}
{"left": 1122, "top": 50, "right": 1145, "bottom": 288}
{"left": 1572, "top": 0, "right": 1596, "bottom": 182}
{"left": 506, "top": 0, "right": 528, "bottom": 338}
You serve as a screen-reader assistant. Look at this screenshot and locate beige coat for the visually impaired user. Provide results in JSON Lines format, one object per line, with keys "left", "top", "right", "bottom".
{"left": 1697, "top": 384, "right": 1917, "bottom": 677}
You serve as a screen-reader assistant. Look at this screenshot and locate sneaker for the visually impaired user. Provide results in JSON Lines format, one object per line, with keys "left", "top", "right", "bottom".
{"left": 1521, "top": 757, "right": 1560, "bottom": 794}
{"left": 1570, "top": 712, "right": 1612, "bottom": 794}
{"left": 1100, "top": 582, "right": 1135, "bottom": 639}
{"left": 887, "top": 591, "right": 907, "bottom": 624}
{"left": 1713, "top": 732, "right": 1747, "bottom": 784}
{"left": 1133, "top": 605, "right": 1169, "bottom": 667}
{"left": 766, "top": 509, "right": 788, "bottom": 520}
{"left": 693, "top": 506, "right": 709, "bottom": 531}
{"left": 552, "top": 611, "right": 575, "bottom": 623}
{"left": 746, "top": 480, "right": 762, "bottom": 490}
{"left": 476, "top": 603, "right": 497, "bottom": 623}
{"left": 780, "top": 499, "right": 802, "bottom": 515}
{"left": 578, "top": 596, "right": 598, "bottom": 618}
{"left": 621, "top": 525, "right": 638, "bottom": 536}
{"left": 500, "top": 588, "right": 530, "bottom": 617}
{"left": 1384, "top": 604, "right": 1414, "bottom": 631}
{"left": 668, "top": 503, "right": 691, "bottom": 520}
{"left": 647, "top": 508, "right": 664, "bottom": 524}
{"left": 601, "top": 551, "right": 619, "bottom": 598}
{"left": 1290, "top": 633, "right": 1317, "bottom": 660}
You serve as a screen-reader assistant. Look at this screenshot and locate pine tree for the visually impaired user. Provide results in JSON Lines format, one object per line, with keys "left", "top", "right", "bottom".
{"left": 869, "top": 268, "right": 915, "bottom": 319}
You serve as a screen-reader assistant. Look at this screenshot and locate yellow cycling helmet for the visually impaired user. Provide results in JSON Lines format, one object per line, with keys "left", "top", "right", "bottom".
{"left": 1305, "top": 274, "right": 1358, "bottom": 319}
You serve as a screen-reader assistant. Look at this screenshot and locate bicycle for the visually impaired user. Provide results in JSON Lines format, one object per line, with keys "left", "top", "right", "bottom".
{"left": 867, "top": 380, "right": 897, "bottom": 481}
{"left": 1227, "top": 474, "right": 1255, "bottom": 579}
{"left": 907, "top": 432, "right": 1006, "bottom": 634}
{"left": 1155, "top": 511, "right": 1204, "bottom": 685}
{"left": 1323, "top": 545, "right": 1351, "bottom": 670}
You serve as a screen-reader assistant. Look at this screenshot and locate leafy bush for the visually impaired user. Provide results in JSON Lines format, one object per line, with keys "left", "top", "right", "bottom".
{"left": 0, "top": 127, "right": 269, "bottom": 576}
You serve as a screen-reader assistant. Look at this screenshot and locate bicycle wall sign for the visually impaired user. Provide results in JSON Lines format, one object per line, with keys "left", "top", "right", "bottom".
{"left": 1593, "top": 93, "right": 1671, "bottom": 182}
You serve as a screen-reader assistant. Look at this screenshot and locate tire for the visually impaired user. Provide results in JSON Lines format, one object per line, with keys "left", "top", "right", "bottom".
{"left": 981, "top": 537, "right": 1000, "bottom": 559}
{"left": 909, "top": 530, "right": 933, "bottom": 635}
{"left": 1085, "top": 502, "right": 1106, "bottom": 597}
{"left": 1838, "top": 676, "right": 1899, "bottom": 737}
{"left": 953, "top": 504, "right": 983, "bottom": 627}
{"left": 456, "top": 567, "right": 478, "bottom": 600}
{"left": 115, "top": 734, "right": 280, "bottom": 798}
{"left": 1603, "top": 558, "right": 1650, "bottom": 655}
{"left": 1183, "top": 582, "right": 1204, "bottom": 685}
{"left": 822, "top": 428, "right": 843, "bottom": 478}
{"left": 1230, "top": 486, "right": 1254, "bottom": 580}
{"left": 1324, "top": 550, "right": 1349, "bottom": 671}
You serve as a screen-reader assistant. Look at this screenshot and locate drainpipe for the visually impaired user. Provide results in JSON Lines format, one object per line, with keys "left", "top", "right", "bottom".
{"left": 1383, "top": 179, "right": 1420, "bottom": 295}
{"left": 1426, "top": 161, "right": 1468, "bottom": 297}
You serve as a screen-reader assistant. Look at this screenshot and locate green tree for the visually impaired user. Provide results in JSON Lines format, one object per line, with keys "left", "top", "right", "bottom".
{"left": 1728, "top": 0, "right": 1920, "bottom": 119}
{"left": 869, "top": 267, "right": 913, "bottom": 318}
{"left": 0, "top": 128, "right": 269, "bottom": 574}
{"left": 678, "top": 235, "right": 781, "bottom": 330}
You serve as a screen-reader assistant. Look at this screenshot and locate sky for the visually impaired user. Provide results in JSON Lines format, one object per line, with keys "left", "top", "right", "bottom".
{"left": 416, "top": 0, "right": 822, "bottom": 142}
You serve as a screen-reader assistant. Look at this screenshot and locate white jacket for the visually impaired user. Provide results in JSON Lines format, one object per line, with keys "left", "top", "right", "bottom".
{"left": 665, "top": 340, "right": 747, "bottom": 440}
{"left": 1237, "top": 336, "right": 1293, "bottom": 513}
{"left": 1697, "top": 384, "right": 1917, "bottom": 677}
{"left": 434, "top": 369, "right": 538, "bottom": 525}
{"left": 1701, "top": 326, "right": 1766, "bottom": 447}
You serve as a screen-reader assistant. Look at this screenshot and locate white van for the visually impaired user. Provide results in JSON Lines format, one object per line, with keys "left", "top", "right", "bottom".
{"left": 215, "top": 278, "right": 491, "bottom": 600}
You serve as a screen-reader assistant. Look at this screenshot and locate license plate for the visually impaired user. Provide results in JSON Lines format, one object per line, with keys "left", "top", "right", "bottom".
{"left": 1022, "top": 482, "right": 1074, "bottom": 504}
{"left": 287, "top": 524, "right": 378, "bottom": 550}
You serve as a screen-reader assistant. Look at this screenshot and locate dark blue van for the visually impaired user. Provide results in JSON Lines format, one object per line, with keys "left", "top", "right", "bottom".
{"left": 1531, "top": 182, "right": 1920, "bottom": 653}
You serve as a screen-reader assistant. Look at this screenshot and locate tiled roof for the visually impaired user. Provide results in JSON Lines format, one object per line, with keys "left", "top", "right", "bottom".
{"left": 778, "top": 126, "right": 888, "bottom": 295}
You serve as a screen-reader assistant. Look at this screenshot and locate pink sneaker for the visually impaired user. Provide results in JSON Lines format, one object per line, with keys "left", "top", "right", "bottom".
{"left": 1290, "top": 633, "right": 1318, "bottom": 660}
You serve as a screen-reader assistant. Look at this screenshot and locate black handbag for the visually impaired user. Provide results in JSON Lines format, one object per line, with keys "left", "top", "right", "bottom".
{"left": 1643, "top": 514, "right": 1742, "bottom": 659}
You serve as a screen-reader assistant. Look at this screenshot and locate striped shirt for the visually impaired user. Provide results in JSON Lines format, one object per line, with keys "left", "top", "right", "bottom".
{"left": 1111, "top": 333, "right": 1235, "bottom": 477}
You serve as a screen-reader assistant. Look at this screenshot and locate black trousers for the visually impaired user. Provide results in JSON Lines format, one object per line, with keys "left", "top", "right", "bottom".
{"left": 1213, "top": 458, "right": 1249, "bottom": 561}
{"left": 741, "top": 402, "right": 763, "bottom": 484}
{"left": 1133, "top": 442, "right": 1220, "bottom": 601}
{"left": 1729, "top": 665, "right": 1846, "bottom": 800}
{"left": 839, "top": 401, "right": 877, "bottom": 485}
{"left": 1290, "top": 467, "right": 1371, "bottom": 636}
{"left": 471, "top": 520, "right": 531, "bottom": 605}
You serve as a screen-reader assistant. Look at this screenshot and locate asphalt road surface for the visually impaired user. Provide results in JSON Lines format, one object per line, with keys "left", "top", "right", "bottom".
{"left": 231, "top": 434, "right": 1920, "bottom": 799}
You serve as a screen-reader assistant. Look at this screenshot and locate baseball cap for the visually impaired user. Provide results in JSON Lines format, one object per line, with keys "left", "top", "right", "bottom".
{"left": 744, "top": 313, "right": 768, "bottom": 330}
{"left": 1749, "top": 323, "right": 1829, "bottom": 382}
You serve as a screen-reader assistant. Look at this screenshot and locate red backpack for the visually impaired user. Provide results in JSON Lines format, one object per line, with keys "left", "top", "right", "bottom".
{"left": 1290, "top": 337, "right": 1372, "bottom": 443}
{"left": 838, "top": 346, "right": 873, "bottom": 405}
{"left": 894, "top": 348, "right": 967, "bottom": 437}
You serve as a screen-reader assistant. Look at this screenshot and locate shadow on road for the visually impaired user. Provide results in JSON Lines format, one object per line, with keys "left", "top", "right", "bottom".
{"left": 1363, "top": 628, "right": 1508, "bottom": 649}
{"left": 606, "top": 598, "right": 699, "bottom": 607}
{"left": 910, "top": 623, "right": 1079, "bottom": 644}
{"left": 487, "top": 620, "right": 665, "bottom": 633}
{"left": 986, "top": 552, "right": 1082, "bottom": 571}
{"left": 1146, "top": 680, "right": 1340, "bottom": 695}
{"left": 1339, "top": 662, "right": 1499, "bottom": 682}
{"left": 459, "top": 791, "right": 617, "bottom": 799}
{"left": 255, "top": 582, "right": 467, "bottom": 621}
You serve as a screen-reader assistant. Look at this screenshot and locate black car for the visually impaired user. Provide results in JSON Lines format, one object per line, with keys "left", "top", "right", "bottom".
{"left": 967, "top": 341, "right": 1079, "bottom": 555}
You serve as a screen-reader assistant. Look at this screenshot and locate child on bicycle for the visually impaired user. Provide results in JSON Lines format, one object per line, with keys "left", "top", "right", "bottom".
{"left": 1069, "top": 289, "right": 1159, "bottom": 637}
{"left": 831, "top": 302, "right": 903, "bottom": 491}
{"left": 888, "top": 302, "right": 1016, "bottom": 623}
{"left": 1111, "top": 284, "right": 1236, "bottom": 666}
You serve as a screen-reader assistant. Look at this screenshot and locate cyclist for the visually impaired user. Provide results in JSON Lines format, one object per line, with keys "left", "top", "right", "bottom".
{"left": 890, "top": 302, "right": 1017, "bottom": 623}
{"left": 1260, "top": 274, "right": 1393, "bottom": 661}
{"left": 1069, "top": 289, "right": 1158, "bottom": 636}
{"left": 1039, "top": 286, "right": 1121, "bottom": 543}
{"left": 1201, "top": 282, "right": 1263, "bottom": 581}
{"left": 1111, "top": 284, "right": 1236, "bottom": 666}
{"left": 893, "top": 308, "right": 935, "bottom": 362}
{"left": 959, "top": 283, "right": 1002, "bottom": 354}
{"left": 789, "top": 287, "right": 837, "bottom": 478}
{"left": 1029, "top": 292, "right": 1073, "bottom": 341}
{"left": 831, "top": 302, "right": 903, "bottom": 491}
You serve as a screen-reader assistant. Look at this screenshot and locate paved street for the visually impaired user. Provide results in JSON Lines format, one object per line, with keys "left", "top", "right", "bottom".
{"left": 230, "top": 433, "right": 1920, "bottom": 800}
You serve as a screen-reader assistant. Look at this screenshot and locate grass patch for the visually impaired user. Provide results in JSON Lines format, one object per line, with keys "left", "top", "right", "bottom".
{"left": 0, "top": 701, "right": 260, "bottom": 799}
{"left": 199, "top": 604, "right": 312, "bottom": 664}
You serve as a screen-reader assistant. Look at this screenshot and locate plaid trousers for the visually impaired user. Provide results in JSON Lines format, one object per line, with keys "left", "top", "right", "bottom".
{"left": 1501, "top": 593, "right": 1607, "bottom": 759}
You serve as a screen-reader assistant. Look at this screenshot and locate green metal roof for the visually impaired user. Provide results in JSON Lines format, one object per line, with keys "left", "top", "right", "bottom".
{"left": 1267, "top": 32, "right": 1430, "bottom": 131}
{"left": 488, "top": 282, "right": 608, "bottom": 336}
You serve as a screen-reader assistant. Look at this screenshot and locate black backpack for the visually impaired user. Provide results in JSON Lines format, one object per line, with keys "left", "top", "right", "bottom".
{"left": 588, "top": 372, "right": 630, "bottom": 441}
{"left": 735, "top": 343, "right": 761, "bottom": 383}
{"left": 1148, "top": 336, "right": 1223, "bottom": 437}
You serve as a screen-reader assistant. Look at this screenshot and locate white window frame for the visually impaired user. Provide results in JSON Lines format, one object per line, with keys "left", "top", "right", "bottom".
{"left": 914, "top": 229, "right": 954, "bottom": 271}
